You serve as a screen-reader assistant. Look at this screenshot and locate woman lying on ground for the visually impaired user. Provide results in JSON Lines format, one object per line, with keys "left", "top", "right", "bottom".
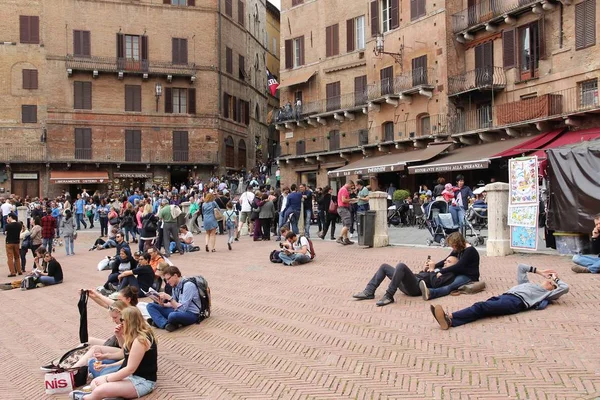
{"left": 69, "top": 307, "right": 158, "bottom": 400}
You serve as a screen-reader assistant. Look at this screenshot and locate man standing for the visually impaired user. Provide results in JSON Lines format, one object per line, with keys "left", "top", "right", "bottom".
{"left": 1, "top": 199, "right": 14, "bottom": 234}
{"left": 5, "top": 213, "right": 22, "bottom": 277}
{"left": 283, "top": 184, "right": 302, "bottom": 234}
{"left": 237, "top": 186, "right": 256, "bottom": 238}
{"left": 299, "top": 184, "right": 313, "bottom": 238}
{"left": 275, "top": 167, "right": 281, "bottom": 189}
{"left": 572, "top": 214, "right": 600, "bottom": 273}
{"left": 275, "top": 186, "right": 290, "bottom": 240}
{"left": 41, "top": 208, "right": 56, "bottom": 255}
{"left": 74, "top": 194, "right": 87, "bottom": 230}
{"left": 453, "top": 175, "right": 473, "bottom": 233}
{"left": 158, "top": 199, "right": 183, "bottom": 257}
{"left": 356, "top": 180, "right": 370, "bottom": 212}
{"left": 336, "top": 180, "right": 357, "bottom": 245}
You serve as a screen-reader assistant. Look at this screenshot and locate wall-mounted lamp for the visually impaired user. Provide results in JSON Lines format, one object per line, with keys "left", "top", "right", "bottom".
{"left": 373, "top": 33, "right": 403, "bottom": 65}
{"left": 155, "top": 82, "right": 163, "bottom": 112}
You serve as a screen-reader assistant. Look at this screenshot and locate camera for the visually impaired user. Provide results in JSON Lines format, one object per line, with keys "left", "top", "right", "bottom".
{"left": 279, "top": 242, "right": 284, "bottom": 248}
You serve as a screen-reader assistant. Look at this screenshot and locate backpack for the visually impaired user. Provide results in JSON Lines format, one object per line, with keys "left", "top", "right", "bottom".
{"left": 181, "top": 276, "right": 211, "bottom": 322}
{"left": 22, "top": 234, "right": 32, "bottom": 250}
{"left": 170, "top": 205, "right": 182, "bottom": 219}
{"left": 298, "top": 236, "right": 315, "bottom": 260}
{"left": 270, "top": 250, "right": 283, "bottom": 263}
{"left": 142, "top": 215, "right": 158, "bottom": 232}
{"left": 21, "top": 275, "right": 37, "bottom": 290}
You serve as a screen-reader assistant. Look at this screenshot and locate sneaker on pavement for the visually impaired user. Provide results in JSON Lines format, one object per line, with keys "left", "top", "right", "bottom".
{"left": 40, "top": 362, "right": 58, "bottom": 372}
{"left": 571, "top": 265, "right": 591, "bottom": 273}
{"left": 433, "top": 305, "right": 451, "bottom": 330}
{"left": 336, "top": 237, "right": 345, "bottom": 245}
{"left": 375, "top": 295, "right": 394, "bottom": 307}
{"left": 419, "top": 280, "right": 430, "bottom": 300}
{"left": 147, "top": 318, "right": 157, "bottom": 327}
{"left": 108, "top": 292, "right": 119, "bottom": 300}
{"left": 165, "top": 323, "right": 179, "bottom": 332}
{"left": 352, "top": 290, "right": 374, "bottom": 300}
{"left": 69, "top": 391, "right": 88, "bottom": 400}
{"left": 343, "top": 238, "right": 354, "bottom": 245}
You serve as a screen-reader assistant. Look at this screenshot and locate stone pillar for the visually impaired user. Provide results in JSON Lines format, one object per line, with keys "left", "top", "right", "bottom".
{"left": 368, "top": 191, "right": 389, "bottom": 248}
{"left": 180, "top": 202, "right": 191, "bottom": 232}
{"left": 485, "top": 182, "right": 513, "bottom": 257}
{"left": 17, "top": 206, "right": 27, "bottom": 224}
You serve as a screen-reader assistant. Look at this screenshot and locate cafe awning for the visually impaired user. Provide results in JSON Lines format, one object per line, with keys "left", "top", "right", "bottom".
{"left": 494, "top": 129, "right": 565, "bottom": 158}
{"left": 408, "top": 136, "right": 533, "bottom": 174}
{"left": 278, "top": 70, "right": 317, "bottom": 89}
{"left": 328, "top": 143, "right": 451, "bottom": 178}
{"left": 530, "top": 128, "right": 600, "bottom": 160}
{"left": 50, "top": 170, "right": 109, "bottom": 184}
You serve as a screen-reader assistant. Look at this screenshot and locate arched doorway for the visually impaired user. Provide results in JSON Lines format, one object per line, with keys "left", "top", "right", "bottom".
{"left": 225, "top": 136, "right": 235, "bottom": 168}
{"left": 238, "top": 139, "right": 247, "bottom": 169}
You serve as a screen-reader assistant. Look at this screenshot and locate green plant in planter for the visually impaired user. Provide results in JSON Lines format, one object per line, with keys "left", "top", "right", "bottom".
{"left": 392, "top": 189, "right": 410, "bottom": 202}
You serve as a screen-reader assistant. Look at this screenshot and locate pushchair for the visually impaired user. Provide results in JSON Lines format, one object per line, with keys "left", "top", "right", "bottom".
{"left": 464, "top": 203, "right": 487, "bottom": 246}
{"left": 425, "top": 200, "right": 459, "bottom": 247}
{"left": 387, "top": 201, "right": 409, "bottom": 227}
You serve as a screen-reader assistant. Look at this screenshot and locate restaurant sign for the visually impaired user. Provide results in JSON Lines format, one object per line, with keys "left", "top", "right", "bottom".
{"left": 113, "top": 172, "right": 153, "bottom": 179}
{"left": 53, "top": 178, "right": 107, "bottom": 184}
{"left": 328, "top": 164, "right": 404, "bottom": 178}
{"left": 12, "top": 173, "right": 38, "bottom": 180}
{"left": 408, "top": 160, "right": 490, "bottom": 174}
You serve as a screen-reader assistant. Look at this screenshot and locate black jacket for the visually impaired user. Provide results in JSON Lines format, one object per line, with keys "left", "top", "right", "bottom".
{"left": 436, "top": 246, "right": 480, "bottom": 282}
{"left": 140, "top": 213, "right": 158, "bottom": 238}
{"left": 592, "top": 236, "right": 600, "bottom": 256}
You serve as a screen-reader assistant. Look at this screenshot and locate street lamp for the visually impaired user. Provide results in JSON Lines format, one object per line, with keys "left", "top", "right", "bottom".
{"left": 372, "top": 33, "right": 403, "bottom": 66}
{"left": 155, "top": 82, "right": 162, "bottom": 112}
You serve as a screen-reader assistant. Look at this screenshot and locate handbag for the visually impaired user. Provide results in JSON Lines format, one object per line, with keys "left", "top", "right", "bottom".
{"left": 108, "top": 217, "right": 120, "bottom": 226}
{"left": 214, "top": 207, "right": 224, "bottom": 221}
{"left": 73, "top": 231, "right": 78, "bottom": 240}
{"left": 44, "top": 370, "right": 75, "bottom": 394}
{"left": 328, "top": 199, "right": 338, "bottom": 214}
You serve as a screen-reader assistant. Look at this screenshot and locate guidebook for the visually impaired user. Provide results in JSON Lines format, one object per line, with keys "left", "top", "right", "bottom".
{"left": 140, "top": 287, "right": 161, "bottom": 303}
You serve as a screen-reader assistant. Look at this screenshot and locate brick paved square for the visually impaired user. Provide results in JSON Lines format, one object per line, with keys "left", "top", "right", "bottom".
{"left": 0, "top": 231, "right": 599, "bottom": 399}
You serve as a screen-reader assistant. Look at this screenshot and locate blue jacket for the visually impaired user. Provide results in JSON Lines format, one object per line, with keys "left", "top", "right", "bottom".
{"left": 75, "top": 199, "right": 85, "bottom": 214}
{"left": 284, "top": 192, "right": 302, "bottom": 215}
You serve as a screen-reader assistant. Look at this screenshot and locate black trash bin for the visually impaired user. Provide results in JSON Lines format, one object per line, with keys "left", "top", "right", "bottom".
{"left": 363, "top": 210, "right": 376, "bottom": 247}
{"left": 357, "top": 211, "right": 366, "bottom": 246}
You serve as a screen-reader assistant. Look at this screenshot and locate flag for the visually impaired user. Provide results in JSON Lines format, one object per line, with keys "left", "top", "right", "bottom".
{"left": 266, "top": 68, "right": 279, "bottom": 96}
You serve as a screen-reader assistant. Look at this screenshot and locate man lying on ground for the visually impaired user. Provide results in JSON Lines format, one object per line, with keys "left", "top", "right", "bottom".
{"left": 431, "top": 264, "right": 569, "bottom": 330}
{"left": 571, "top": 214, "right": 600, "bottom": 273}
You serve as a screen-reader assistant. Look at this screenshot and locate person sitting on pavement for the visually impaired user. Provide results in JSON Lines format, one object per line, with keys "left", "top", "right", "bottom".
{"left": 353, "top": 255, "right": 459, "bottom": 306}
{"left": 99, "top": 247, "right": 136, "bottom": 296}
{"left": 116, "top": 252, "right": 155, "bottom": 294}
{"left": 69, "top": 306, "right": 158, "bottom": 400}
{"left": 169, "top": 225, "right": 197, "bottom": 254}
{"left": 431, "top": 264, "right": 568, "bottom": 330}
{"left": 154, "top": 262, "right": 172, "bottom": 295}
{"left": 278, "top": 231, "right": 312, "bottom": 266}
{"left": 93, "top": 227, "right": 119, "bottom": 251}
{"left": 146, "top": 266, "right": 200, "bottom": 332}
{"left": 29, "top": 247, "right": 63, "bottom": 287}
{"left": 571, "top": 214, "right": 600, "bottom": 273}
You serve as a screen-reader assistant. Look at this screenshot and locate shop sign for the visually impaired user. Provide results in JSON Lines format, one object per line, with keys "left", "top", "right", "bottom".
{"left": 285, "top": 131, "right": 294, "bottom": 139}
{"left": 113, "top": 172, "right": 153, "bottom": 179}
{"left": 53, "top": 179, "right": 106, "bottom": 184}
{"left": 408, "top": 160, "right": 490, "bottom": 174}
{"left": 329, "top": 164, "right": 403, "bottom": 178}
{"left": 12, "top": 173, "right": 38, "bottom": 180}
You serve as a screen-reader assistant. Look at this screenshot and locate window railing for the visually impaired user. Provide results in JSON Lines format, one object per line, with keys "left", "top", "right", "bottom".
{"left": 282, "top": 130, "right": 370, "bottom": 157}
{"left": 452, "top": 0, "right": 536, "bottom": 33}
{"left": 448, "top": 66, "right": 506, "bottom": 95}
{"left": 66, "top": 55, "right": 198, "bottom": 76}
{"left": 274, "top": 92, "right": 368, "bottom": 123}
{"left": 367, "top": 68, "right": 434, "bottom": 100}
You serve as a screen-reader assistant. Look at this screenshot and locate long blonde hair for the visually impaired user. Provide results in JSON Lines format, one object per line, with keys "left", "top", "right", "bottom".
{"left": 120, "top": 307, "right": 156, "bottom": 351}
{"left": 142, "top": 203, "right": 153, "bottom": 216}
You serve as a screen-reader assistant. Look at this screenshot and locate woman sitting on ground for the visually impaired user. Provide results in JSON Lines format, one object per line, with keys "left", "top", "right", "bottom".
{"left": 117, "top": 252, "right": 155, "bottom": 294}
{"left": 69, "top": 307, "right": 158, "bottom": 400}
{"left": 93, "top": 227, "right": 119, "bottom": 251}
{"left": 100, "top": 247, "right": 136, "bottom": 295}
{"left": 33, "top": 248, "right": 63, "bottom": 286}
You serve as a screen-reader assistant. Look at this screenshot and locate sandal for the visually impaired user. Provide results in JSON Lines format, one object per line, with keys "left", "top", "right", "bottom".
{"left": 211, "top": 249, "right": 216, "bottom": 252}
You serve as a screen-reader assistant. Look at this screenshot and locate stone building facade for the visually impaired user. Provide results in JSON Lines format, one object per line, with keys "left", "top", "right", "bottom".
{"left": 277, "top": 0, "right": 600, "bottom": 192}
{"left": 266, "top": 1, "right": 281, "bottom": 158}
{"left": 0, "top": 0, "right": 269, "bottom": 198}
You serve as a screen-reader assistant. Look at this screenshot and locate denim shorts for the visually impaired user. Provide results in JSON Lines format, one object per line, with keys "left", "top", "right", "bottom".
{"left": 126, "top": 375, "right": 156, "bottom": 398}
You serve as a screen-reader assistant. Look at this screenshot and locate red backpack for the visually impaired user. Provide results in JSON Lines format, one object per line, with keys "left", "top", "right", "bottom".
{"left": 299, "top": 236, "right": 316, "bottom": 260}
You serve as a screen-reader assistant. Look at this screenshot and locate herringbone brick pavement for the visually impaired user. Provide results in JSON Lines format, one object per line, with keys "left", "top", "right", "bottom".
{"left": 0, "top": 231, "right": 599, "bottom": 400}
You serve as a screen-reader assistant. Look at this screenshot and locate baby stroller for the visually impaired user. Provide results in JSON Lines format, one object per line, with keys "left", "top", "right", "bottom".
{"left": 387, "top": 201, "right": 409, "bottom": 227}
{"left": 425, "top": 200, "right": 459, "bottom": 247}
{"left": 464, "top": 203, "right": 487, "bottom": 246}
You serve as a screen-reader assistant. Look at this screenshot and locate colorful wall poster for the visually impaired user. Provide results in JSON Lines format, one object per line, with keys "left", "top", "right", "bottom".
{"left": 510, "top": 226, "right": 538, "bottom": 251}
{"left": 508, "top": 205, "right": 538, "bottom": 228}
{"left": 509, "top": 157, "right": 539, "bottom": 205}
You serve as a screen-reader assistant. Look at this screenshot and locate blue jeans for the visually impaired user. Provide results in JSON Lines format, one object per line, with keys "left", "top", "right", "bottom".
{"left": 123, "top": 226, "right": 136, "bottom": 242}
{"left": 42, "top": 237, "right": 53, "bottom": 255}
{"left": 1, "top": 215, "right": 6, "bottom": 233}
{"left": 428, "top": 275, "right": 472, "bottom": 300}
{"left": 357, "top": 204, "right": 370, "bottom": 212}
{"left": 572, "top": 254, "right": 600, "bottom": 273}
{"left": 170, "top": 242, "right": 191, "bottom": 253}
{"left": 277, "top": 212, "right": 287, "bottom": 239}
{"left": 451, "top": 294, "right": 526, "bottom": 327}
{"left": 64, "top": 235, "right": 74, "bottom": 255}
{"left": 38, "top": 276, "right": 61, "bottom": 285}
{"left": 283, "top": 210, "right": 299, "bottom": 235}
{"left": 75, "top": 213, "right": 87, "bottom": 230}
{"left": 448, "top": 206, "right": 465, "bottom": 229}
{"left": 87, "top": 358, "right": 121, "bottom": 378}
{"left": 102, "top": 239, "right": 117, "bottom": 249}
{"left": 146, "top": 303, "right": 198, "bottom": 329}
{"left": 304, "top": 209, "right": 311, "bottom": 237}
{"left": 278, "top": 252, "right": 311, "bottom": 266}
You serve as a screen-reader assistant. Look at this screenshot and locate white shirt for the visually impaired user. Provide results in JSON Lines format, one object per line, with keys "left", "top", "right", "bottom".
{"left": 280, "top": 193, "right": 288, "bottom": 212}
{"left": 239, "top": 191, "right": 255, "bottom": 212}
{"left": 294, "top": 236, "right": 311, "bottom": 257}
{"left": 179, "top": 231, "right": 194, "bottom": 245}
{"left": 276, "top": 169, "right": 280, "bottom": 178}
{"left": 1, "top": 202, "right": 14, "bottom": 216}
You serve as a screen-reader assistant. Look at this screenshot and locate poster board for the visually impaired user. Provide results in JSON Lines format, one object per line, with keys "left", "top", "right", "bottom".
{"left": 508, "top": 157, "right": 539, "bottom": 250}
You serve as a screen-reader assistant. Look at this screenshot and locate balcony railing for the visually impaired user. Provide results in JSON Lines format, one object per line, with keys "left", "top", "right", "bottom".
{"left": 452, "top": 0, "right": 536, "bottom": 33}
{"left": 367, "top": 68, "right": 434, "bottom": 100}
{"left": 66, "top": 55, "right": 198, "bottom": 76}
{"left": 0, "top": 146, "right": 47, "bottom": 162}
{"left": 448, "top": 67, "right": 506, "bottom": 96}
{"left": 449, "top": 86, "right": 600, "bottom": 135}
{"left": 274, "top": 92, "right": 367, "bottom": 123}
{"left": 49, "top": 147, "right": 219, "bottom": 164}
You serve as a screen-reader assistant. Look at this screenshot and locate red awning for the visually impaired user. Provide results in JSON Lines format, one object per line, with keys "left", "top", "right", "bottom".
{"left": 530, "top": 128, "right": 600, "bottom": 160}
{"left": 494, "top": 129, "right": 565, "bottom": 158}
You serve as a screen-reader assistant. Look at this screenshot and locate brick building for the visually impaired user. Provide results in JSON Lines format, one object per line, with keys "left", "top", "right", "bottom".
{"left": 276, "top": 0, "right": 600, "bottom": 193}
{"left": 0, "top": 0, "right": 269, "bottom": 198}
{"left": 266, "top": 0, "right": 281, "bottom": 158}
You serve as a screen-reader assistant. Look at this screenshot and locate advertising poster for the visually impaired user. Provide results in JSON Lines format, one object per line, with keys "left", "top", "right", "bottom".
{"left": 508, "top": 156, "right": 539, "bottom": 251}
{"left": 508, "top": 205, "right": 538, "bottom": 227}
{"left": 510, "top": 226, "right": 539, "bottom": 250}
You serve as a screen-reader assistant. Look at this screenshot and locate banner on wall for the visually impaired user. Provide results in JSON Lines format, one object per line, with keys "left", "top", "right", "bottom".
{"left": 508, "top": 156, "right": 539, "bottom": 251}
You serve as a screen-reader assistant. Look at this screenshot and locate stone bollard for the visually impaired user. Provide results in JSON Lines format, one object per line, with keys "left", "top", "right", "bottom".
{"left": 17, "top": 206, "right": 28, "bottom": 224}
{"left": 485, "top": 182, "right": 513, "bottom": 257}
{"left": 368, "top": 191, "right": 389, "bottom": 248}
{"left": 180, "top": 201, "right": 191, "bottom": 231}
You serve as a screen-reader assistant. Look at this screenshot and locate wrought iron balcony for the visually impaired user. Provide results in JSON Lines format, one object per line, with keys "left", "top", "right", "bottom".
{"left": 282, "top": 130, "right": 369, "bottom": 157}
{"left": 66, "top": 55, "right": 198, "bottom": 77}
{"left": 452, "top": 0, "right": 537, "bottom": 33}
{"left": 273, "top": 91, "right": 367, "bottom": 123}
{"left": 367, "top": 68, "right": 434, "bottom": 100}
{"left": 448, "top": 67, "right": 506, "bottom": 96}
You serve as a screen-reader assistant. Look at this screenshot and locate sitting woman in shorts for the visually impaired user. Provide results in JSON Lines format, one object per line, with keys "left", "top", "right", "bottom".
{"left": 69, "top": 307, "right": 158, "bottom": 400}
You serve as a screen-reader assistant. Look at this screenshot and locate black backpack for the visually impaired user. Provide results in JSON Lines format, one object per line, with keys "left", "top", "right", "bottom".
{"left": 270, "top": 250, "right": 283, "bottom": 263}
{"left": 182, "top": 276, "right": 211, "bottom": 322}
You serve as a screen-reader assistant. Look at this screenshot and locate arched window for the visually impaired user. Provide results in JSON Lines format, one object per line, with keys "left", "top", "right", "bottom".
{"left": 417, "top": 113, "right": 431, "bottom": 137}
{"left": 225, "top": 136, "right": 235, "bottom": 168}
{"left": 238, "top": 139, "right": 247, "bottom": 169}
{"left": 382, "top": 121, "right": 394, "bottom": 142}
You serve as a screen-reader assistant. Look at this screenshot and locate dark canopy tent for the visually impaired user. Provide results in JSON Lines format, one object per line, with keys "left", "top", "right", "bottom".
{"left": 547, "top": 138, "right": 600, "bottom": 233}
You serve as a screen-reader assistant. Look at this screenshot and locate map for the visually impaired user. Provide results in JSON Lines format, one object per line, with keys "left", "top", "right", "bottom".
{"left": 510, "top": 226, "right": 538, "bottom": 250}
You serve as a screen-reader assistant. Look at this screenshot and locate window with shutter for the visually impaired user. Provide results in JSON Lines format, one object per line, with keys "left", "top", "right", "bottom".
{"left": 170, "top": 88, "right": 188, "bottom": 114}
{"left": 20, "top": 16, "right": 40, "bottom": 44}
{"left": 74, "top": 128, "right": 92, "bottom": 160}
{"left": 382, "top": 121, "right": 394, "bottom": 141}
{"left": 73, "top": 30, "right": 91, "bottom": 57}
{"left": 517, "top": 21, "right": 541, "bottom": 80}
{"left": 356, "top": 16, "right": 365, "bottom": 49}
{"left": 285, "top": 39, "right": 293, "bottom": 69}
{"left": 358, "top": 129, "right": 369, "bottom": 146}
{"left": 294, "top": 36, "right": 305, "bottom": 66}
{"left": 244, "top": 101, "right": 250, "bottom": 125}
{"left": 381, "top": 0, "right": 392, "bottom": 33}
{"left": 22, "top": 105, "right": 37, "bottom": 123}
{"left": 238, "top": 139, "right": 247, "bottom": 168}
{"left": 74, "top": 81, "right": 92, "bottom": 110}
{"left": 370, "top": 1, "right": 379, "bottom": 36}
{"left": 347, "top": 19, "right": 355, "bottom": 53}
{"left": 238, "top": 0, "right": 245, "bottom": 26}
{"left": 22, "top": 69, "right": 38, "bottom": 90}
{"left": 188, "top": 88, "right": 196, "bottom": 114}
{"left": 125, "top": 85, "right": 142, "bottom": 112}
{"left": 575, "top": 0, "right": 596, "bottom": 50}
{"left": 226, "top": 47, "right": 233, "bottom": 74}
{"left": 326, "top": 81, "right": 341, "bottom": 111}
{"left": 225, "top": 0, "right": 233, "bottom": 17}
{"left": 125, "top": 130, "right": 142, "bottom": 162}
{"left": 225, "top": 136, "right": 235, "bottom": 167}
{"left": 579, "top": 79, "right": 599, "bottom": 107}
{"left": 173, "top": 131, "right": 189, "bottom": 162}
{"left": 503, "top": 29, "right": 515, "bottom": 68}
{"left": 325, "top": 24, "right": 339, "bottom": 57}
{"left": 239, "top": 55, "right": 245, "bottom": 79}
{"left": 172, "top": 38, "right": 188, "bottom": 64}
{"left": 354, "top": 75, "right": 367, "bottom": 105}
{"left": 380, "top": 66, "right": 393, "bottom": 95}
{"left": 232, "top": 96, "right": 238, "bottom": 121}
{"left": 391, "top": 0, "right": 399, "bottom": 29}
{"left": 411, "top": 55, "right": 427, "bottom": 86}
{"left": 165, "top": 87, "right": 173, "bottom": 113}
{"left": 410, "top": 0, "right": 426, "bottom": 20}
{"left": 223, "top": 92, "right": 230, "bottom": 118}
{"left": 326, "top": 26, "right": 332, "bottom": 57}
